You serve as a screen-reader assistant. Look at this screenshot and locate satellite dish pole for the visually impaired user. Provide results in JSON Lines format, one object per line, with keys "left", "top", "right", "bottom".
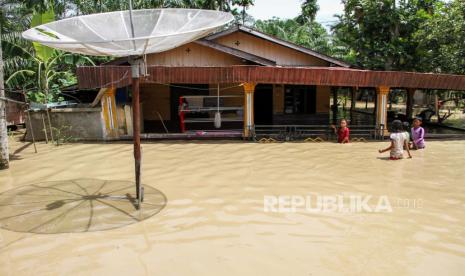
{"left": 128, "top": 0, "right": 143, "bottom": 209}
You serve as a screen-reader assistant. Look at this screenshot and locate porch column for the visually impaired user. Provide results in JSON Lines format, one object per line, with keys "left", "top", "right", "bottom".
{"left": 434, "top": 92, "right": 439, "bottom": 122}
{"left": 351, "top": 87, "right": 357, "bottom": 110}
{"left": 376, "top": 86, "right": 390, "bottom": 135}
{"left": 243, "top": 82, "right": 256, "bottom": 138}
{"left": 331, "top": 87, "right": 338, "bottom": 124}
{"left": 406, "top": 88, "right": 416, "bottom": 120}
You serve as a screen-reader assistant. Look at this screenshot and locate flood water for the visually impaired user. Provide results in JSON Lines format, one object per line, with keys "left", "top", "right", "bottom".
{"left": 1, "top": 139, "right": 465, "bottom": 275}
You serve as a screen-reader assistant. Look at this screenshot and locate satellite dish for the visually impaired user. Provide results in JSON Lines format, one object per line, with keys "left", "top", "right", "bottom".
{"left": 22, "top": 8, "right": 235, "bottom": 57}
{"left": 21, "top": 8, "right": 234, "bottom": 210}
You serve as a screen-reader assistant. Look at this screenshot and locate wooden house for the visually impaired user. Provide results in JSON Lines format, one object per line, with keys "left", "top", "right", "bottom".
{"left": 76, "top": 25, "right": 465, "bottom": 140}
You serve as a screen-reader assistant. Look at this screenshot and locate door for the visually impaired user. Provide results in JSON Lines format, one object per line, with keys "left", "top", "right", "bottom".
{"left": 284, "top": 85, "right": 316, "bottom": 114}
{"left": 254, "top": 84, "right": 274, "bottom": 125}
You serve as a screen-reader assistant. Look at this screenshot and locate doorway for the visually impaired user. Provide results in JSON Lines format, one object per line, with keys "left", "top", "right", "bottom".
{"left": 254, "top": 84, "right": 274, "bottom": 125}
{"left": 284, "top": 85, "right": 317, "bottom": 115}
{"left": 170, "top": 84, "right": 209, "bottom": 132}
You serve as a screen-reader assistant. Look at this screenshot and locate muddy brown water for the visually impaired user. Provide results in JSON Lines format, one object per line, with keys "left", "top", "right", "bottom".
{"left": 1, "top": 139, "right": 464, "bottom": 275}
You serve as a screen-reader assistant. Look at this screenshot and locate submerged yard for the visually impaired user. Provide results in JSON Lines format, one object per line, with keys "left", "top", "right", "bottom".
{"left": 1, "top": 139, "right": 465, "bottom": 275}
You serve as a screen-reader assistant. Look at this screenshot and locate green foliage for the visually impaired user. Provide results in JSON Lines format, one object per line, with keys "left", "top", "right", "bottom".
{"left": 2, "top": 2, "right": 97, "bottom": 103}
{"left": 51, "top": 125, "right": 74, "bottom": 146}
{"left": 31, "top": 8, "right": 55, "bottom": 62}
{"left": 298, "top": 0, "right": 319, "bottom": 23}
{"left": 414, "top": 0, "right": 465, "bottom": 74}
{"left": 4, "top": 0, "right": 465, "bottom": 102}
{"left": 255, "top": 18, "right": 332, "bottom": 56}
{"left": 331, "top": 0, "right": 465, "bottom": 74}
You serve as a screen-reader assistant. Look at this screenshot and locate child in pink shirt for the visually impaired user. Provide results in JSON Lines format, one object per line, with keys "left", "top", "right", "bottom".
{"left": 410, "top": 118, "right": 426, "bottom": 149}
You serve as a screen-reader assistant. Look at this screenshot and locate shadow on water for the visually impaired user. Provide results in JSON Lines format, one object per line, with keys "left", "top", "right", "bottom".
{"left": 0, "top": 179, "right": 167, "bottom": 234}
{"left": 377, "top": 157, "right": 393, "bottom": 161}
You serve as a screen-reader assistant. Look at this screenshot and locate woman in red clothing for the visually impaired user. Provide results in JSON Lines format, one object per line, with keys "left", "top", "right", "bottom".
{"left": 331, "top": 119, "right": 350, "bottom": 143}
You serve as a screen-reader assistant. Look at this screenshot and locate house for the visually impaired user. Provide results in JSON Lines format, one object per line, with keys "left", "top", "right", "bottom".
{"left": 74, "top": 25, "right": 465, "bottom": 141}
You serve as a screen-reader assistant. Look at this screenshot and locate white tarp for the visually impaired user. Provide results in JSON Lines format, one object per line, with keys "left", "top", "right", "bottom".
{"left": 22, "top": 9, "right": 234, "bottom": 57}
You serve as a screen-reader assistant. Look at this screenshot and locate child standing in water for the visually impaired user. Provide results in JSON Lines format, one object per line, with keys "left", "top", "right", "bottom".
{"left": 379, "top": 120, "right": 412, "bottom": 160}
{"left": 411, "top": 118, "right": 426, "bottom": 149}
{"left": 331, "top": 119, "right": 350, "bottom": 144}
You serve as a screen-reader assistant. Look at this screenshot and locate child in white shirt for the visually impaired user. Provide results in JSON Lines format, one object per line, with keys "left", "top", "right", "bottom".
{"left": 378, "top": 120, "right": 412, "bottom": 160}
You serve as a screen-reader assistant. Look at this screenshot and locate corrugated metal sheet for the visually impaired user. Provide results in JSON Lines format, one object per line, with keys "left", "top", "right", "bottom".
{"left": 77, "top": 66, "right": 465, "bottom": 91}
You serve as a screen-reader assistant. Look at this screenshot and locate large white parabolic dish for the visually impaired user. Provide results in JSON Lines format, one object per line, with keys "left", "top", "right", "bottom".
{"left": 22, "top": 8, "right": 234, "bottom": 57}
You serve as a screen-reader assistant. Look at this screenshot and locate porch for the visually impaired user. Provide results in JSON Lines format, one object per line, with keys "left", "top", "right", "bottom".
{"left": 102, "top": 82, "right": 382, "bottom": 141}
{"left": 76, "top": 65, "right": 465, "bottom": 141}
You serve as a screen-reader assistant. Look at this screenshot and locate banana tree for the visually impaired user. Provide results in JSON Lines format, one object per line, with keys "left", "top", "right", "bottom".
{"left": 6, "top": 51, "right": 90, "bottom": 103}
{"left": 4, "top": 8, "right": 94, "bottom": 103}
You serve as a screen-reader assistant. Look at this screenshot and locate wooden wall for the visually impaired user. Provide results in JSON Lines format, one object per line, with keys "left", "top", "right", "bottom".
{"left": 140, "top": 84, "right": 171, "bottom": 121}
{"left": 213, "top": 32, "right": 330, "bottom": 67}
{"left": 146, "top": 42, "right": 244, "bottom": 66}
{"left": 140, "top": 83, "right": 330, "bottom": 125}
{"left": 316, "top": 86, "right": 330, "bottom": 113}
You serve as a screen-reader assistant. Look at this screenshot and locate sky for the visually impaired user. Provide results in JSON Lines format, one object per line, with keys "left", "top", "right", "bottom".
{"left": 248, "top": 0, "right": 344, "bottom": 28}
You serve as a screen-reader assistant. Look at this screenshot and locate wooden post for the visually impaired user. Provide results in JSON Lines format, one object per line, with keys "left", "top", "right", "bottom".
{"left": 46, "top": 109, "right": 54, "bottom": 143}
{"left": 331, "top": 87, "right": 338, "bottom": 124}
{"left": 0, "top": 34, "right": 9, "bottom": 169}
{"left": 351, "top": 87, "right": 357, "bottom": 110}
{"left": 26, "top": 110, "right": 38, "bottom": 153}
{"left": 243, "top": 82, "right": 256, "bottom": 138}
{"left": 376, "top": 86, "right": 390, "bottom": 136}
{"left": 406, "top": 88, "right": 415, "bottom": 120}
{"left": 434, "top": 92, "right": 439, "bottom": 122}
{"left": 41, "top": 113, "right": 49, "bottom": 144}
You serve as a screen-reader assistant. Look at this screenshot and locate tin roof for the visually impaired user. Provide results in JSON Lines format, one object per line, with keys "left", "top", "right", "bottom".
{"left": 77, "top": 66, "right": 465, "bottom": 91}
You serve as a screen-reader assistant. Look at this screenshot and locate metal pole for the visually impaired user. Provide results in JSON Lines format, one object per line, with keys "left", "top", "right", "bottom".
{"left": 128, "top": 0, "right": 142, "bottom": 208}
{"left": 131, "top": 62, "right": 142, "bottom": 209}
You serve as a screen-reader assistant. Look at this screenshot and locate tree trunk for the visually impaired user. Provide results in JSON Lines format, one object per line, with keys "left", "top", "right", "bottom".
{"left": 0, "top": 30, "right": 10, "bottom": 170}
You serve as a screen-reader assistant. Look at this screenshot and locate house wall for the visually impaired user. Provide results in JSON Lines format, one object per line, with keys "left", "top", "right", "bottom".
{"left": 213, "top": 32, "right": 330, "bottom": 66}
{"left": 146, "top": 42, "right": 244, "bottom": 66}
{"left": 138, "top": 82, "right": 330, "bottom": 134}
{"left": 316, "top": 86, "right": 331, "bottom": 113}
{"left": 140, "top": 84, "right": 171, "bottom": 121}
